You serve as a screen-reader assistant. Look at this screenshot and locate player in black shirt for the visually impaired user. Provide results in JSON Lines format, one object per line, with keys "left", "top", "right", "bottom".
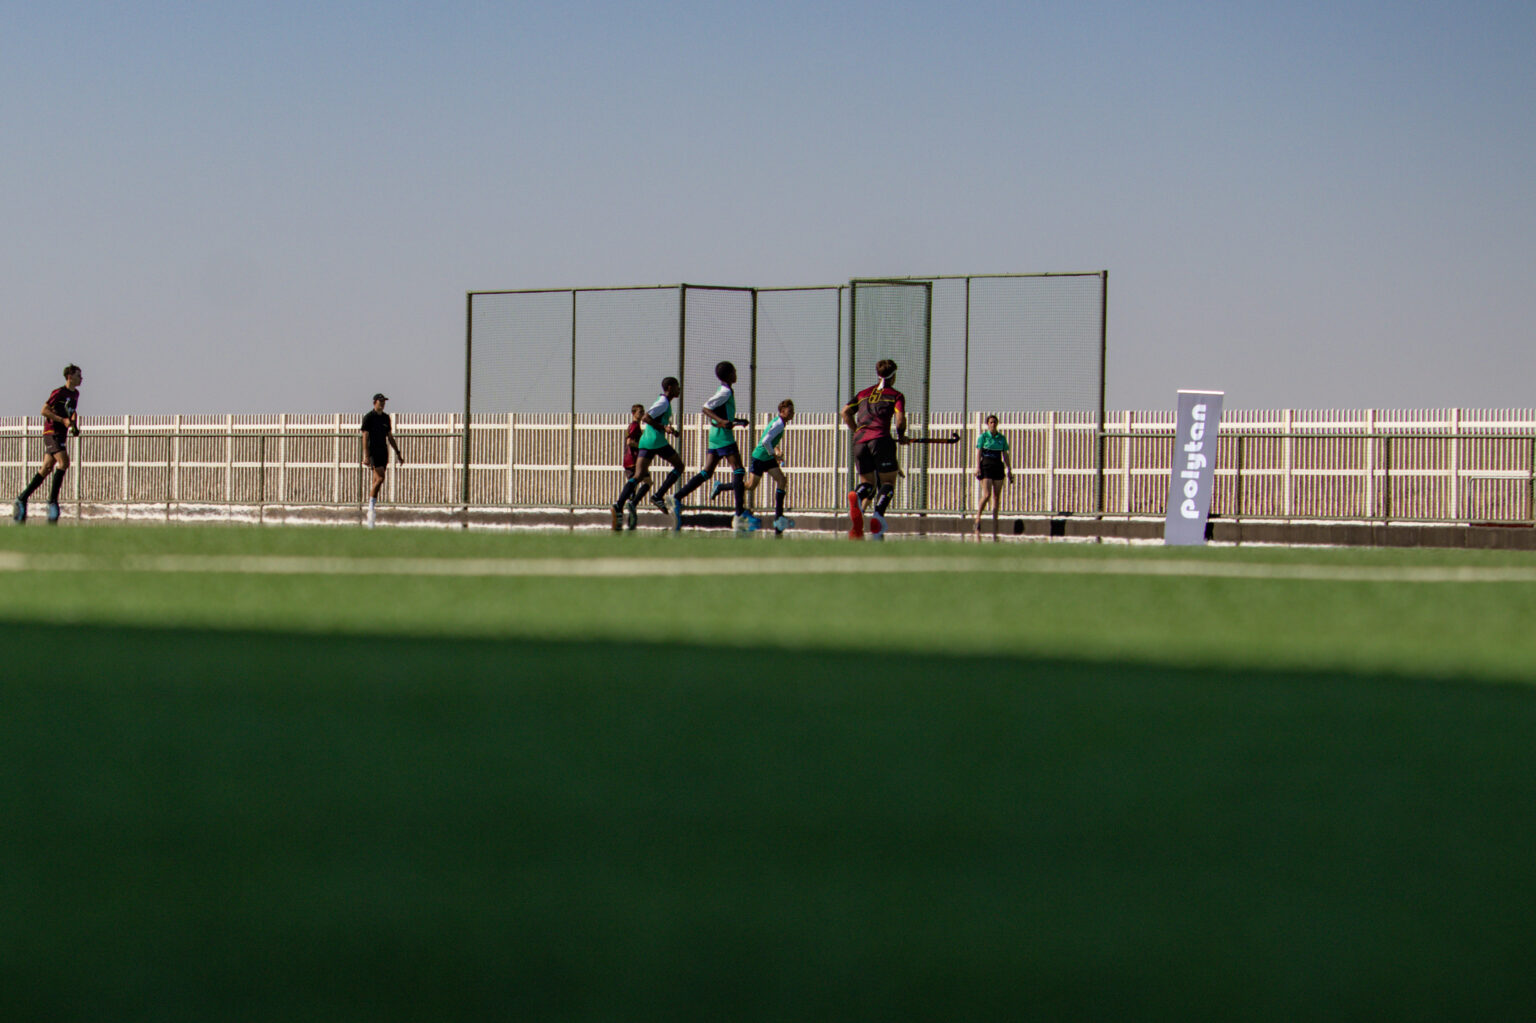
{"left": 359, "top": 393, "right": 404, "bottom": 527}
{"left": 13, "top": 364, "right": 82, "bottom": 525}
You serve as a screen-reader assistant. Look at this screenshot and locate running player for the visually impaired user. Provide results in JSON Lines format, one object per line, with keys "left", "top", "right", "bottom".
{"left": 669, "top": 361, "right": 756, "bottom": 532}
{"left": 620, "top": 402, "right": 652, "bottom": 530}
{"left": 840, "top": 358, "right": 906, "bottom": 540}
{"left": 13, "top": 364, "right": 82, "bottom": 525}
{"left": 744, "top": 399, "right": 796, "bottom": 535}
{"left": 360, "top": 393, "right": 405, "bottom": 527}
{"left": 973, "top": 413, "right": 1013, "bottom": 536}
{"left": 611, "top": 377, "right": 683, "bottom": 530}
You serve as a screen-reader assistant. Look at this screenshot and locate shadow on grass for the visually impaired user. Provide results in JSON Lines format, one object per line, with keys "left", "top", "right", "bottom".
{"left": 3, "top": 621, "right": 1534, "bottom": 1022}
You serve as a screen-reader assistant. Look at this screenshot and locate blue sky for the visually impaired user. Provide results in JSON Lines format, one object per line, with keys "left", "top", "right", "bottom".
{"left": 4, "top": 1, "right": 1533, "bottom": 415}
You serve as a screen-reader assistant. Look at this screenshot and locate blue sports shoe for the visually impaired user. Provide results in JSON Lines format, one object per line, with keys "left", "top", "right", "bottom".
{"left": 709, "top": 480, "right": 727, "bottom": 500}
{"left": 11, "top": 499, "right": 25, "bottom": 524}
{"left": 773, "top": 515, "right": 795, "bottom": 533}
{"left": 742, "top": 513, "right": 761, "bottom": 532}
{"left": 46, "top": 502, "right": 60, "bottom": 524}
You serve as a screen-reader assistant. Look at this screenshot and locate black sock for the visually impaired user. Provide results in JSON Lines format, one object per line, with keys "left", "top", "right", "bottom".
{"left": 19, "top": 473, "right": 45, "bottom": 500}
{"left": 732, "top": 470, "right": 745, "bottom": 515}
{"left": 675, "top": 471, "right": 708, "bottom": 500}
{"left": 875, "top": 484, "right": 893, "bottom": 516}
{"left": 632, "top": 479, "right": 651, "bottom": 504}
{"left": 614, "top": 477, "right": 640, "bottom": 511}
{"left": 49, "top": 470, "right": 66, "bottom": 504}
{"left": 654, "top": 468, "right": 682, "bottom": 498}
{"left": 855, "top": 481, "right": 875, "bottom": 502}
{"left": 775, "top": 488, "right": 786, "bottom": 518}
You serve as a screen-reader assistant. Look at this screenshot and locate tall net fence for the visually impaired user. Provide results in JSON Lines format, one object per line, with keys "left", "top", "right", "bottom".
{"left": 465, "top": 273, "right": 1107, "bottom": 510}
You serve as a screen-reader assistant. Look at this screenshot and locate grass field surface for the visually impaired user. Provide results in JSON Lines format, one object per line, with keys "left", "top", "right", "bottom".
{"left": 3, "top": 525, "right": 1535, "bottom": 1020}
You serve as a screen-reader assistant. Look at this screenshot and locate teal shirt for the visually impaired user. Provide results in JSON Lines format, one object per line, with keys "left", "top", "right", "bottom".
{"left": 977, "top": 430, "right": 1009, "bottom": 456}
{"left": 752, "top": 416, "right": 787, "bottom": 462}
{"left": 638, "top": 393, "right": 673, "bottom": 450}
{"left": 704, "top": 384, "right": 737, "bottom": 449}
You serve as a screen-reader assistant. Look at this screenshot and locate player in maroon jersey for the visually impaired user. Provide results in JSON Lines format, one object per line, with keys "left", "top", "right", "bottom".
{"left": 839, "top": 358, "right": 907, "bottom": 540}
{"left": 620, "top": 402, "right": 652, "bottom": 529}
{"left": 13, "top": 365, "right": 82, "bottom": 525}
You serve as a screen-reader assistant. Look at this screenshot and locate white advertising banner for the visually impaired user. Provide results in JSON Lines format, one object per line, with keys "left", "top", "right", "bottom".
{"left": 1164, "top": 390, "right": 1224, "bottom": 546}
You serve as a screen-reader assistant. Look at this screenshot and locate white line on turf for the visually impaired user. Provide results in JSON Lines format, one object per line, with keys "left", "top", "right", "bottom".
{"left": 2, "top": 551, "right": 1536, "bottom": 583}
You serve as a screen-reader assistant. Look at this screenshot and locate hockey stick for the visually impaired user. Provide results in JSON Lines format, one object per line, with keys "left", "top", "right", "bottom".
{"left": 900, "top": 432, "right": 961, "bottom": 445}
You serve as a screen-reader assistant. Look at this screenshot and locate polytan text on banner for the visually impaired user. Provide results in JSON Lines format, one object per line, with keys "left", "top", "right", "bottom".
{"left": 1164, "top": 390, "right": 1224, "bottom": 545}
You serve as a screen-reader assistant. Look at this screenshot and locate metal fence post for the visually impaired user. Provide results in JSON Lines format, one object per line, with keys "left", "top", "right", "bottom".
{"left": 1045, "top": 411, "right": 1057, "bottom": 513}
{"left": 1448, "top": 407, "right": 1461, "bottom": 520}
{"left": 1383, "top": 434, "right": 1394, "bottom": 523}
{"left": 122, "top": 415, "right": 131, "bottom": 505}
{"left": 172, "top": 414, "right": 182, "bottom": 509}
{"left": 569, "top": 289, "right": 578, "bottom": 509}
{"left": 1529, "top": 435, "right": 1536, "bottom": 522}
{"left": 1234, "top": 434, "right": 1245, "bottom": 518}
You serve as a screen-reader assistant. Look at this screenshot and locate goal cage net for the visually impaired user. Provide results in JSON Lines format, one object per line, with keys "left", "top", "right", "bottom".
{"left": 462, "top": 273, "right": 1106, "bottom": 511}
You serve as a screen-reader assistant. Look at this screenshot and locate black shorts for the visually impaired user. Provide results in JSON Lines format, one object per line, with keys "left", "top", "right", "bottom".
{"left": 367, "top": 445, "right": 390, "bottom": 470}
{"left": 749, "top": 456, "right": 780, "bottom": 476}
{"left": 852, "top": 437, "right": 899, "bottom": 475}
{"left": 977, "top": 459, "right": 1005, "bottom": 481}
{"left": 636, "top": 444, "right": 679, "bottom": 464}
{"left": 44, "top": 433, "right": 68, "bottom": 456}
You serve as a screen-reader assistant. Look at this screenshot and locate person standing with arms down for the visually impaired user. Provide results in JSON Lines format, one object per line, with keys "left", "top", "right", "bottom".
{"left": 973, "top": 414, "right": 1013, "bottom": 537}
{"left": 840, "top": 358, "right": 906, "bottom": 541}
{"left": 13, "top": 364, "right": 83, "bottom": 525}
{"left": 360, "top": 393, "right": 405, "bottom": 528}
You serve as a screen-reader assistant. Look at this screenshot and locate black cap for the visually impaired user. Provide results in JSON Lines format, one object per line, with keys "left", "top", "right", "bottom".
{"left": 373, "top": 393, "right": 389, "bottom": 402}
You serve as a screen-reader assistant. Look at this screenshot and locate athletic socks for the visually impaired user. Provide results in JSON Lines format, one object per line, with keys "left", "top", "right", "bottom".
{"left": 654, "top": 468, "right": 683, "bottom": 498}
{"left": 732, "top": 469, "right": 745, "bottom": 515}
{"left": 675, "top": 471, "right": 709, "bottom": 500}
{"left": 631, "top": 479, "right": 652, "bottom": 505}
{"left": 775, "top": 488, "right": 786, "bottom": 519}
{"left": 874, "top": 483, "right": 894, "bottom": 516}
{"left": 613, "top": 476, "right": 641, "bottom": 511}
{"left": 855, "top": 481, "right": 876, "bottom": 503}
{"left": 19, "top": 473, "right": 44, "bottom": 500}
{"left": 48, "top": 470, "right": 65, "bottom": 504}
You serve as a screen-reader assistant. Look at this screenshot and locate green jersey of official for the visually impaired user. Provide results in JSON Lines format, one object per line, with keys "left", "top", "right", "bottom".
{"left": 976, "top": 430, "right": 1010, "bottom": 456}
{"left": 638, "top": 392, "right": 674, "bottom": 451}
{"left": 704, "top": 384, "right": 737, "bottom": 449}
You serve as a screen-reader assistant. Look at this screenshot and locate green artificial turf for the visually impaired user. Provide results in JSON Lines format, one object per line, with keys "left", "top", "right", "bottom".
{"left": 2, "top": 525, "right": 1535, "bottom": 1020}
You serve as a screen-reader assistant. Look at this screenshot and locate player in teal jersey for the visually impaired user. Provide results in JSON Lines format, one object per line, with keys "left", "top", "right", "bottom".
{"left": 744, "top": 399, "right": 796, "bottom": 535}
{"left": 669, "top": 361, "right": 756, "bottom": 532}
{"left": 611, "top": 377, "right": 683, "bottom": 530}
{"left": 973, "top": 413, "right": 1013, "bottom": 537}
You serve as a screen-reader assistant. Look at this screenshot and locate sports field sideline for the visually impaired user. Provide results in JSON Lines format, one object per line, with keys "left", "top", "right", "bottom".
{"left": 3, "top": 524, "right": 1535, "bottom": 1020}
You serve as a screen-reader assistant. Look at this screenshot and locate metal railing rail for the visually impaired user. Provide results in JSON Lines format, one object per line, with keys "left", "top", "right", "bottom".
{"left": 5, "top": 415, "right": 1536, "bottom": 525}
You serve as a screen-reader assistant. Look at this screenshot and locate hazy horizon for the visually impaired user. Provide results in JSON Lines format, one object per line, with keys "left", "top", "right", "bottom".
{"left": 5, "top": 1, "right": 1532, "bottom": 417}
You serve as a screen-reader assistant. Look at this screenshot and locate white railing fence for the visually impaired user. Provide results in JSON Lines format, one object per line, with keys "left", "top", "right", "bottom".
{"left": 4, "top": 409, "right": 1534, "bottom": 523}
